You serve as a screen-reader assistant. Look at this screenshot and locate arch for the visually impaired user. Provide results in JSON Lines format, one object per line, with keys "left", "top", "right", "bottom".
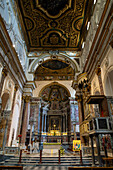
{"left": 28, "top": 52, "right": 80, "bottom": 74}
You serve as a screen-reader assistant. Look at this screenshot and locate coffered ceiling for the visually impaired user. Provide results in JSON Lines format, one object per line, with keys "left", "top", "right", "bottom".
{"left": 16, "top": 0, "right": 93, "bottom": 52}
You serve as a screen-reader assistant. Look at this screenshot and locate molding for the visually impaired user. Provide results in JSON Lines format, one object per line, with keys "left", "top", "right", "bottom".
{"left": 82, "top": 1, "right": 113, "bottom": 81}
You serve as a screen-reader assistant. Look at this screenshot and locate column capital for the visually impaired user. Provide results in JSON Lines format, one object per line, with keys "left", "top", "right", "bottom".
{"left": 2, "top": 67, "right": 8, "bottom": 77}
{"left": 23, "top": 95, "right": 31, "bottom": 103}
{"left": 23, "top": 81, "right": 36, "bottom": 97}
{"left": 14, "top": 84, "right": 19, "bottom": 92}
{"left": 95, "top": 65, "right": 101, "bottom": 75}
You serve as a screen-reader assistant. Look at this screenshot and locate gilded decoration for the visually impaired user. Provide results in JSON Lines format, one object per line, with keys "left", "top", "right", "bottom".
{"left": 34, "top": 59, "right": 74, "bottom": 80}
{"left": 16, "top": 0, "right": 89, "bottom": 51}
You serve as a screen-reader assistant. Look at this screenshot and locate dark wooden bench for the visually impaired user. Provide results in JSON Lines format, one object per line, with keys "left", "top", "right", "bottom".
{"left": 68, "top": 167, "right": 113, "bottom": 170}
{"left": 0, "top": 166, "right": 23, "bottom": 170}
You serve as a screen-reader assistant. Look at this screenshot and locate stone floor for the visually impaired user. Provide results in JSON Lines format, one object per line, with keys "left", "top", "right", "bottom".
{"left": 23, "top": 166, "right": 69, "bottom": 170}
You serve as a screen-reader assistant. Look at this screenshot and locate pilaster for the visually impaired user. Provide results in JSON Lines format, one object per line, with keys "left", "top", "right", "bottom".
{"left": 21, "top": 95, "right": 31, "bottom": 146}
{"left": 7, "top": 84, "right": 19, "bottom": 146}
{"left": 95, "top": 65, "right": 104, "bottom": 95}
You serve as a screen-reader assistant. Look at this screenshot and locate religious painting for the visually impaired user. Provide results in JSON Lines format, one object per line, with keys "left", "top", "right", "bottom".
{"left": 40, "top": 84, "right": 70, "bottom": 102}
{"left": 73, "top": 140, "right": 81, "bottom": 151}
{"left": 35, "top": 59, "right": 74, "bottom": 81}
{"left": 50, "top": 117, "right": 60, "bottom": 130}
{"left": 42, "top": 60, "right": 69, "bottom": 70}
{"left": 41, "top": 87, "right": 51, "bottom": 101}
{"left": 50, "top": 89, "right": 60, "bottom": 100}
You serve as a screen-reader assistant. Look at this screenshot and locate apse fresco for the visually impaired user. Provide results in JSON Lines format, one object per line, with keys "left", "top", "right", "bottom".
{"left": 34, "top": 59, "right": 74, "bottom": 80}
{"left": 42, "top": 60, "right": 69, "bottom": 70}
{"left": 40, "top": 88, "right": 51, "bottom": 101}
{"left": 50, "top": 89, "right": 60, "bottom": 100}
{"left": 40, "top": 85, "right": 69, "bottom": 101}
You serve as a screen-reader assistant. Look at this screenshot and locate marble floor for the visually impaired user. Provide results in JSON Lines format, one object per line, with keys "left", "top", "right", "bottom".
{"left": 23, "top": 166, "right": 68, "bottom": 170}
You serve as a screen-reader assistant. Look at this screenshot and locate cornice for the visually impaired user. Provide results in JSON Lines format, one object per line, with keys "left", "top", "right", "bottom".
{"left": 83, "top": 1, "right": 113, "bottom": 81}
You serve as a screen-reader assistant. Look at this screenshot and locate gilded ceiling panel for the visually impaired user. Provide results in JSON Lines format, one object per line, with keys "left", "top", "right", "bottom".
{"left": 17, "top": 0, "right": 88, "bottom": 51}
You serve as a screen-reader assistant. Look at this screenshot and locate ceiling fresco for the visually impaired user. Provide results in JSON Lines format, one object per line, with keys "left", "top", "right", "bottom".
{"left": 16, "top": 0, "right": 91, "bottom": 51}
{"left": 34, "top": 59, "right": 74, "bottom": 80}
{"left": 42, "top": 60, "right": 69, "bottom": 70}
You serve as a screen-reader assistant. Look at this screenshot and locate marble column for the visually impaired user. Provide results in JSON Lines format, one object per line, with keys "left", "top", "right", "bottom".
{"left": 16, "top": 96, "right": 25, "bottom": 139}
{"left": 48, "top": 115, "right": 49, "bottom": 132}
{"left": 39, "top": 107, "right": 42, "bottom": 143}
{"left": 63, "top": 115, "right": 65, "bottom": 132}
{"left": 62, "top": 115, "right": 63, "bottom": 132}
{"left": 35, "top": 102, "right": 39, "bottom": 133}
{"left": 77, "top": 99, "right": 85, "bottom": 146}
{"left": 29, "top": 122, "right": 33, "bottom": 145}
{"left": 12, "top": 85, "right": 18, "bottom": 111}
{"left": 96, "top": 66, "right": 109, "bottom": 116}
{"left": 66, "top": 114, "right": 67, "bottom": 132}
{"left": 21, "top": 96, "right": 31, "bottom": 146}
{"left": 44, "top": 114, "right": 46, "bottom": 132}
{"left": 42, "top": 114, "right": 44, "bottom": 133}
{"left": 73, "top": 121, "right": 76, "bottom": 140}
{"left": 67, "top": 105, "right": 71, "bottom": 144}
{"left": 7, "top": 85, "right": 18, "bottom": 145}
{"left": 96, "top": 66, "right": 104, "bottom": 95}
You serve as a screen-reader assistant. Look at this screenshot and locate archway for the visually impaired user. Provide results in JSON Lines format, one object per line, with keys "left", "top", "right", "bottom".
{"left": 39, "top": 83, "right": 71, "bottom": 144}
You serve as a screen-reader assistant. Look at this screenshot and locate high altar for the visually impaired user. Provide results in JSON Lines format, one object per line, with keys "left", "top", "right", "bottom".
{"left": 25, "top": 84, "right": 79, "bottom": 145}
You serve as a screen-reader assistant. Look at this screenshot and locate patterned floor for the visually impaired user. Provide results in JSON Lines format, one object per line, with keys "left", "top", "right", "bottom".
{"left": 23, "top": 166, "right": 68, "bottom": 170}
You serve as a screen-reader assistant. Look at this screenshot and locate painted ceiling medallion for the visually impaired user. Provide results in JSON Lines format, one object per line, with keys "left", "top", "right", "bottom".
{"left": 35, "top": 0, "right": 73, "bottom": 18}
{"left": 34, "top": 59, "right": 74, "bottom": 81}
{"left": 42, "top": 60, "right": 69, "bottom": 70}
